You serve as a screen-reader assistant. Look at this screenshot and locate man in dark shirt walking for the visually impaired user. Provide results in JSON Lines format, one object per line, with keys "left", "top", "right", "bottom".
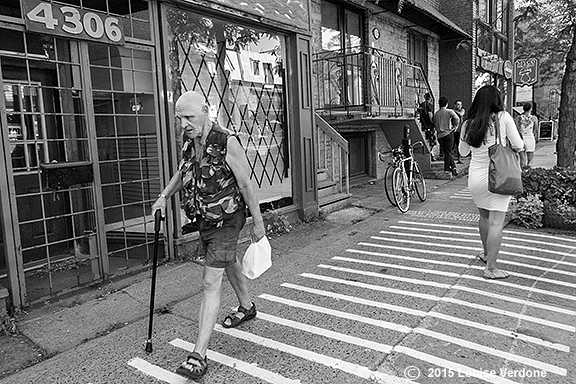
{"left": 432, "top": 96, "right": 460, "bottom": 177}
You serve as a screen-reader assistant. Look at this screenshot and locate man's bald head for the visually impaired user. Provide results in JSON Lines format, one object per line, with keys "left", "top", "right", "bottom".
{"left": 175, "top": 91, "right": 207, "bottom": 114}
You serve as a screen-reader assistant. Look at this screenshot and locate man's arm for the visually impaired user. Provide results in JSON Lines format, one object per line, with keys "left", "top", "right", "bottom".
{"left": 226, "top": 137, "right": 266, "bottom": 242}
{"left": 450, "top": 110, "right": 460, "bottom": 130}
{"left": 151, "top": 171, "right": 182, "bottom": 218}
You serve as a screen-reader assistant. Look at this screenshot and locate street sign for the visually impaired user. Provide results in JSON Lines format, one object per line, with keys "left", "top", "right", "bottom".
{"left": 514, "top": 59, "right": 539, "bottom": 86}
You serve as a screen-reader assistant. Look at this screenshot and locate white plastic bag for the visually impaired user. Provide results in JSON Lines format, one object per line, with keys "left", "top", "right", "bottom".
{"left": 241, "top": 236, "right": 272, "bottom": 279}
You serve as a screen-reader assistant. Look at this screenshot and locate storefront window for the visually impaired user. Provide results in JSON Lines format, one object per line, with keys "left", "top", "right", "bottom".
{"left": 0, "top": 0, "right": 20, "bottom": 18}
{"left": 167, "top": 7, "right": 292, "bottom": 231}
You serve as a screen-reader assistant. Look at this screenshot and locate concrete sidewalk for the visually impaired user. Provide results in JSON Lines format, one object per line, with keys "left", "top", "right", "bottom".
{"left": 0, "top": 139, "right": 559, "bottom": 380}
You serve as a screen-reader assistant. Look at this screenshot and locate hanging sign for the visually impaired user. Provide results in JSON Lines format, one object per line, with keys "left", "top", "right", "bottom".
{"left": 21, "top": 0, "right": 125, "bottom": 45}
{"left": 514, "top": 58, "right": 539, "bottom": 86}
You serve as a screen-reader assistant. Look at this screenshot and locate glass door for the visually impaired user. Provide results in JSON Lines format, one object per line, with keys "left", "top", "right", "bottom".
{"left": 1, "top": 30, "right": 99, "bottom": 302}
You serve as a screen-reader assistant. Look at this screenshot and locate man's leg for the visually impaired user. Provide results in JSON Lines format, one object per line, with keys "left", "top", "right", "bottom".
{"left": 194, "top": 266, "right": 225, "bottom": 358}
{"left": 226, "top": 260, "right": 252, "bottom": 310}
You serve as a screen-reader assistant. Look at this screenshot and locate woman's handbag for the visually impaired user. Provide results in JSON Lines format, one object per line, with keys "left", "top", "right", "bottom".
{"left": 241, "top": 235, "right": 272, "bottom": 279}
{"left": 488, "top": 117, "right": 523, "bottom": 195}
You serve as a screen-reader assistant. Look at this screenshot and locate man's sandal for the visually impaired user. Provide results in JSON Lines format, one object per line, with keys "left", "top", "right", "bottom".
{"left": 484, "top": 268, "right": 509, "bottom": 280}
{"left": 222, "top": 302, "right": 256, "bottom": 328}
{"left": 175, "top": 352, "right": 208, "bottom": 380}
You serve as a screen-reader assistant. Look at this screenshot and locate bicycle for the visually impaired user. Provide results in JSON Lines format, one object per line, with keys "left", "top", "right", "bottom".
{"left": 379, "top": 141, "right": 427, "bottom": 212}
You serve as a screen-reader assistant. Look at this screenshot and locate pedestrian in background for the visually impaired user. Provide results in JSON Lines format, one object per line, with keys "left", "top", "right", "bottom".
{"left": 452, "top": 100, "right": 466, "bottom": 164}
{"left": 418, "top": 93, "right": 437, "bottom": 161}
{"left": 151, "top": 90, "right": 266, "bottom": 380}
{"left": 514, "top": 102, "right": 538, "bottom": 169}
{"left": 459, "top": 85, "right": 524, "bottom": 279}
{"left": 433, "top": 96, "right": 460, "bottom": 177}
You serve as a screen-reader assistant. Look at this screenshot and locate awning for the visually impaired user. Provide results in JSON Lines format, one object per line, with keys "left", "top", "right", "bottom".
{"left": 380, "top": 0, "right": 472, "bottom": 41}
{"left": 410, "top": 0, "right": 470, "bottom": 39}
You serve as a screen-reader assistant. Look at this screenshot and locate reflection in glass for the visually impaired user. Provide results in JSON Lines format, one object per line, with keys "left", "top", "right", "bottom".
{"left": 167, "top": 7, "right": 292, "bottom": 219}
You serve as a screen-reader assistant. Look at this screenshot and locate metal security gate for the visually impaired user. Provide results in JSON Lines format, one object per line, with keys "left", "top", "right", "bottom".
{"left": 0, "top": 27, "right": 163, "bottom": 305}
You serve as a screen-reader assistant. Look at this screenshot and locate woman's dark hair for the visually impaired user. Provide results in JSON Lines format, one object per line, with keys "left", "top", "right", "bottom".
{"left": 523, "top": 102, "right": 532, "bottom": 112}
{"left": 463, "top": 85, "right": 504, "bottom": 148}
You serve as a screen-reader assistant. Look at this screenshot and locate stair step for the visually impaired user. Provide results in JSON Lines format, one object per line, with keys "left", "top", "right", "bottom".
{"left": 319, "top": 193, "right": 352, "bottom": 215}
{"left": 318, "top": 179, "right": 337, "bottom": 189}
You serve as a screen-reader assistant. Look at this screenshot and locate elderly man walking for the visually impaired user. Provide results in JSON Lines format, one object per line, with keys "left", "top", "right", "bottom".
{"left": 152, "top": 90, "right": 266, "bottom": 380}
{"left": 433, "top": 96, "right": 460, "bottom": 177}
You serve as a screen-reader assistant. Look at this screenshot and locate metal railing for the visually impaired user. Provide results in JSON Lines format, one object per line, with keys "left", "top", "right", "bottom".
{"left": 315, "top": 113, "right": 349, "bottom": 196}
{"left": 313, "top": 46, "right": 433, "bottom": 117}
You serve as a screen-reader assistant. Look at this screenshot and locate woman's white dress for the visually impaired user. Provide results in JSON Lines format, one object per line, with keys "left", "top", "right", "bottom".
{"left": 459, "top": 111, "right": 524, "bottom": 212}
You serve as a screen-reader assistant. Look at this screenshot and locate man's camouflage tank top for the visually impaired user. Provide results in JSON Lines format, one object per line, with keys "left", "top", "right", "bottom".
{"left": 179, "top": 123, "right": 245, "bottom": 223}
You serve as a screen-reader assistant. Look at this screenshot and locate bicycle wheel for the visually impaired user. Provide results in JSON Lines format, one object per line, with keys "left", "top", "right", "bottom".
{"left": 392, "top": 167, "right": 410, "bottom": 212}
{"left": 384, "top": 165, "right": 397, "bottom": 206}
{"left": 413, "top": 162, "right": 427, "bottom": 202}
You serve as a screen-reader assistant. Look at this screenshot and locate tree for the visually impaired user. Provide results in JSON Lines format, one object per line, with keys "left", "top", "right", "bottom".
{"left": 515, "top": 0, "right": 576, "bottom": 167}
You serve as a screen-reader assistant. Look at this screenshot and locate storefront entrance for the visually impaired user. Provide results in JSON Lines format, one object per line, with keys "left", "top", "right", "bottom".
{"left": 0, "top": 27, "right": 163, "bottom": 305}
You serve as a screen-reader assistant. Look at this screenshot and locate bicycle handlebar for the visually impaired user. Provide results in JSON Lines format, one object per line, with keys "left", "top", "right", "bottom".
{"left": 378, "top": 141, "right": 425, "bottom": 162}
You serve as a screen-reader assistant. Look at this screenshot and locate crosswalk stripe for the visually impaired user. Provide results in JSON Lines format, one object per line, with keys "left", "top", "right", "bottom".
{"left": 257, "top": 312, "right": 393, "bottom": 353}
{"left": 257, "top": 312, "right": 534, "bottom": 384}
{"left": 300, "top": 274, "right": 575, "bottom": 333}
{"left": 399, "top": 221, "right": 576, "bottom": 245}
{"left": 127, "top": 357, "right": 193, "bottom": 383}
{"left": 398, "top": 220, "right": 478, "bottom": 231}
{"left": 213, "top": 324, "right": 416, "bottom": 384}
{"left": 391, "top": 225, "right": 576, "bottom": 251}
{"left": 361, "top": 240, "right": 576, "bottom": 277}
{"left": 503, "top": 229, "right": 576, "bottom": 244}
{"left": 310, "top": 267, "right": 570, "bottom": 350}
{"left": 427, "top": 310, "right": 569, "bottom": 352}
{"left": 278, "top": 285, "right": 567, "bottom": 374}
{"left": 317, "top": 264, "right": 576, "bottom": 316}
{"left": 258, "top": 293, "right": 411, "bottom": 333}
{"left": 413, "top": 328, "right": 567, "bottom": 375}
{"left": 169, "top": 339, "right": 300, "bottom": 384}
{"left": 369, "top": 234, "right": 576, "bottom": 277}
{"left": 394, "top": 346, "right": 520, "bottom": 384}
{"left": 343, "top": 251, "right": 576, "bottom": 302}
{"left": 358, "top": 242, "right": 576, "bottom": 290}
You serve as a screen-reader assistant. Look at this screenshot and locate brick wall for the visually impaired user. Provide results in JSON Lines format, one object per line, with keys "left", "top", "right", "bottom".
{"left": 439, "top": 0, "right": 475, "bottom": 110}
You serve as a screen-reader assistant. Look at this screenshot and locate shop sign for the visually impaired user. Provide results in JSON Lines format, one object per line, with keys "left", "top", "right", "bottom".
{"left": 21, "top": 0, "right": 124, "bottom": 45}
{"left": 503, "top": 60, "right": 513, "bottom": 80}
{"left": 477, "top": 52, "right": 505, "bottom": 76}
{"left": 514, "top": 58, "right": 539, "bottom": 86}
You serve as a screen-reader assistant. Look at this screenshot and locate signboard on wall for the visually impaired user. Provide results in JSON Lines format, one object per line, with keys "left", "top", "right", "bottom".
{"left": 514, "top": 58, "right": 539, "bottom": 86}
{"left": 21, "top": 0, "right": 125, "bottom": 45}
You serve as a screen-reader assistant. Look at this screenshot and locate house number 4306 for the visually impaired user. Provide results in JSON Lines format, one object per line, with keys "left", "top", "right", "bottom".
{"left": 26, "top": 2, "right": 122, "bottom": 42}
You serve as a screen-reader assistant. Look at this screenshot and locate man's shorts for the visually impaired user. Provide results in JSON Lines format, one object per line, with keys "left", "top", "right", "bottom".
{"left": 197, "top": 209, "right": 246, "bottom": 269}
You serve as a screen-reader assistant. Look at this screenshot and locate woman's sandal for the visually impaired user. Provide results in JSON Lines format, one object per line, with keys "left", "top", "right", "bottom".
{"left": 484, "top": 268, "right": 509, "bottom": 280}
{"left": 222, "top": 302, "right": 256, "bottom": 328}
{"left": 176, "top": 352, "right": 208, "bottom": 380}
{"left": 477, "top": 252, "right": 487, "bottom": 264}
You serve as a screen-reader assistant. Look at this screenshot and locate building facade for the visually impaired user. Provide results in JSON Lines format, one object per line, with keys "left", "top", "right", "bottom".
{"left": 440, "top": 0, "right": 515, "bottom": 111}
{"left": 0, "top": 0, "right": 316, "bottom": 308}
{"left": 310, "top": 0, "right": 470, "bottom": 181}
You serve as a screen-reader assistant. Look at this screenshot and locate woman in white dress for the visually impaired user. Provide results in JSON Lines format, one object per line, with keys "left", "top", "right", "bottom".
{"left": 459, "top": 86, "right": 524, "bottom": 279}
{"left": 514, "top": 102, "right": 538, "bottom": 168}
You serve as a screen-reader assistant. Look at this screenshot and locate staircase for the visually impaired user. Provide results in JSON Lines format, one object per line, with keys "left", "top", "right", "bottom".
{"left": 315, "top": 113, "right": 351, "bottom": 213}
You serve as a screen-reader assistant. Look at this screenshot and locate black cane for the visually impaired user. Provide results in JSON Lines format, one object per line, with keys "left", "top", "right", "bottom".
{"left": 145, "top": 209, "right": 164, "bottom": 353}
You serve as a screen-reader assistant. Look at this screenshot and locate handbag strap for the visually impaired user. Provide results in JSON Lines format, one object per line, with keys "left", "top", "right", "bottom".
{"left": 493, "top": 113, "right": 502, "bottom": 145}
{"left": 493, "top": 112, "right": 514, "bottom": 147}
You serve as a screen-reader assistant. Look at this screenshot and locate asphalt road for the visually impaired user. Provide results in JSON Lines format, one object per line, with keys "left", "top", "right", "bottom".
{"left": 3, "top": 175, "right": 575, "bottom": 384}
